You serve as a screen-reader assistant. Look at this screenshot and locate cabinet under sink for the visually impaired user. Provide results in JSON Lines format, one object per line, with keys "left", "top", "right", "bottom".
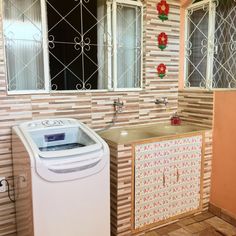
{"left": 132, "top": 133, "right": 204, "bottom": 233}
{"left": 98, "top": 123, "right": 212, "bottom": 236}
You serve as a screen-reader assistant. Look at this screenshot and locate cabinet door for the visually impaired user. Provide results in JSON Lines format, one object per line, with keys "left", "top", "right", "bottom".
{"left": 168, "top": 136, "right": 203, "bottom": 218}
{"left": 134, "top": 143, "right": 170, "bottom": 228}
{"left": 133, "top": 134, "right": 203, "bottom": 232}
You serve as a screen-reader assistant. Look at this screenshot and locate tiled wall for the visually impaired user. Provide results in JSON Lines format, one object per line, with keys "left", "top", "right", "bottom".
{"left": 0, "top": 0, "right": 180, "bottom": 235}
{"left": 178, "top": 90, "right": 214, "bottom": 128}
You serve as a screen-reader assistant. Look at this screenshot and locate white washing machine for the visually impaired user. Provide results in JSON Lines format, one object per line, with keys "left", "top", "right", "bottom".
{"left": 12, "top": 118, "right": 110, "bottom": 236}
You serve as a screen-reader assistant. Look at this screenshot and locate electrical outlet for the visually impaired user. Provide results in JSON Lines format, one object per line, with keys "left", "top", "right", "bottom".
{"left": 0, "top": 177, "right": 6, "bottom": 192}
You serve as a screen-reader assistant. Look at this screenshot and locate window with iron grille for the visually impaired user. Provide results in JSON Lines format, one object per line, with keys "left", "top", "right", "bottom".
{"left": 184, "top": 0, "right": 236, "bottom": 89}
{"left": 3, "top": 0, "right": 143, "bottom": 93}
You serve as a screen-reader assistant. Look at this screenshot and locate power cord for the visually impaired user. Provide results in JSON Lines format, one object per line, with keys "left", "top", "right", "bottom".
{"left": 0, "top": 179, "right": 16, "bottom": 203}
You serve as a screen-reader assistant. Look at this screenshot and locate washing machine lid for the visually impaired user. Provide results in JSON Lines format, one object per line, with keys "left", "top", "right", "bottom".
{"left": 19, "top": 119, "right": 103, "bottom": 159}
{"left": 15, "top": 119, "right": 109, "bottom": 181}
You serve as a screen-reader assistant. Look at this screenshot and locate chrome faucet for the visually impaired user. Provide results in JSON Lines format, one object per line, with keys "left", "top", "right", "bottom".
{"left": 114, "top": 98, "right": 124, "bottom": 113}
{"left": 155, "top": 97, "right": 168, "bottom": 106}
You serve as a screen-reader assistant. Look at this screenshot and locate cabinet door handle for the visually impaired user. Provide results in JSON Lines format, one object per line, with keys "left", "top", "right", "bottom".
{"left": 177, "top": 169, "right": 180, "bottom": 182}
{"left": 163, "top": 172, "right": 166, "bottom": 187}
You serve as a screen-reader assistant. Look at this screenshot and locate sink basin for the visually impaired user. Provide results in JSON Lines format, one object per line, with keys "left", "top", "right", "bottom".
{"left": 98, "top": 123, "right": 207, "bottom": 144}
{"left": 98, "top": 129, "right": 160, "bottom": 144}
{"left": 149, "top": 125, "right": 199, "bottom": 135}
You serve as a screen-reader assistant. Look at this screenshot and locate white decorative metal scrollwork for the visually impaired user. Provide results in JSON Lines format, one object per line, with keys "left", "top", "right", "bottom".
{"left": 3, "top": 0, "right": 142, "bottom": 91}
{"left": 185, "top": 0, "right": 236, "bottom": 89}
{"left": 46, "top": 0, "right": 113, "bottom": 90}
{"left": 212, "top": 0, "right": 236, "bottom": 88}
{"left": 185, "top": 2, "right": 209, "bottom": 88}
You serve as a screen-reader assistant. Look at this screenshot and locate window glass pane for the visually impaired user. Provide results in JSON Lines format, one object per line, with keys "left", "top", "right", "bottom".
{"left": 3, "top": 0, "right": 45, "bottom": 91}
{"left": 47, "top": 0, "right": 108, "bottom": 90}
{"left": 116, "top": 4, "right": 142, "bottom": 89}
{"left": 186, "top": 7, "right": 209, "bottom": 88}
{"left": 213, "top": 0, "right": 236, "bottom": 88}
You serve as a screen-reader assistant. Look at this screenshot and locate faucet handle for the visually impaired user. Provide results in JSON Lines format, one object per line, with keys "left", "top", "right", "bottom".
{"left": 163, "top": 97, "right": 168, "bottom": 104}
{"left": 155, "top": 97, "right": 168, "bottom": 106}
{"left": 114, "top": 98, "right": 124, "bottom": 113}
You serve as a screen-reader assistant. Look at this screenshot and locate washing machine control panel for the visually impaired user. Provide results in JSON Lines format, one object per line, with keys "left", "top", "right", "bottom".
{"left": 25, "top": 119, "right": 77, "bottom": 130}
{"left": 42, "top": 120, "right": 65, "bottom": 127}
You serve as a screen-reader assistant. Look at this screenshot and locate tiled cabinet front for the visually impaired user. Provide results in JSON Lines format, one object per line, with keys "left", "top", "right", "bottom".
{"left": 133, "top": 134, "right": 203, "bottom": 232}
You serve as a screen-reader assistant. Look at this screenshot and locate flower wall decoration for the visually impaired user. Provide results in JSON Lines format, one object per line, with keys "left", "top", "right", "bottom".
{"left": 158, "top": 32, "right": 168, "bottom": 50}
{"left": 157, "top": 63, "right": 167, "bottom": 78}
{"left": 157, "top": 0, "right": 169, "bottom": 21}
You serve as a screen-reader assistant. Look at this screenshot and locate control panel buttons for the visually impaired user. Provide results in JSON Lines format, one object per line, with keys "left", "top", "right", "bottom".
{"left": 42, "top": 120, "right": 64, "bottom": 127}
{"left": 22, "top": 119, "right": 71, "bottom": 131}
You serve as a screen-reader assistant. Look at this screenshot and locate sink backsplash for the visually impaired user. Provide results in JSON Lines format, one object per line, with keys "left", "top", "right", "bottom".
{"left": 178, "top": 90, "right": 214, "bottom": 128}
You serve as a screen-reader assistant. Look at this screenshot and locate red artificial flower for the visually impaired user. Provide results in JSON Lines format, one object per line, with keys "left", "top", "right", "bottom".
{"left": 157, "top": 63, "right": 167, "bottom": 78}
{"left": 157, "top": 63, "right": 166, "bottom": 73}
{"left": 157, "top": 0, "right": 170, "bottom": 21}
{"left": 157, "top": 0, "right": 169, "bottom": 15}
{"left": 158, "top": 32, "right": 168, "bottom": 50}
{"left": 158, "top": 32, "right": 168, "bottom": 45}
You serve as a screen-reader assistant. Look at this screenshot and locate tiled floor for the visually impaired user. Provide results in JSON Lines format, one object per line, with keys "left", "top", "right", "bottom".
{"left": 145, "top": 212, "right": 236, "bottom": 236}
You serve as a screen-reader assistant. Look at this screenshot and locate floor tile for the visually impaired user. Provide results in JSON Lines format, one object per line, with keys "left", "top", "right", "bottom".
{"left": 177, "top": 217, "right": 197, "bottom": 227}
{"left": 183, "top": 222, "right": 211, "bottom": 234}
{"left": 197, "top": 227, "right": 224, "bottom": 236}
{"left": 145, "top": 213, "right": 236, "bottom": 236}
{"left": 145, "top": 231, "right": 160, "bottom": 236}
{"left": 205, "top": 216, "right": 236, "bottom": 236}
{"left": 154, "top": 223, "right": 181, "bottom": 235}
{"left": 168, "top": 228, "right": 193, "bottom": 236}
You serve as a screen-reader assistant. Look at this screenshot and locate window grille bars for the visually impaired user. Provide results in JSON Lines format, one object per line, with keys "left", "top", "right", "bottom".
{"left": 3, "top": 0, "right": 143, "bottom": 92}
{"left": 185, "top": 0, "right": 236, "bottom": 90}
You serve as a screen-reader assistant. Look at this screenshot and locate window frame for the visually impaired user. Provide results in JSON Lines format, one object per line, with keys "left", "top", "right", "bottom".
{"left": 111, "top": 0, "right": 143, "bottom": 92}
{"left": 184, "top": 0, "right": 215, "bottom": 90}
{"left": 184, "top": 0, "right": 236, "bottom": 91}
{"left": 3, "top": 0, "right": 143, "bottom": 95}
